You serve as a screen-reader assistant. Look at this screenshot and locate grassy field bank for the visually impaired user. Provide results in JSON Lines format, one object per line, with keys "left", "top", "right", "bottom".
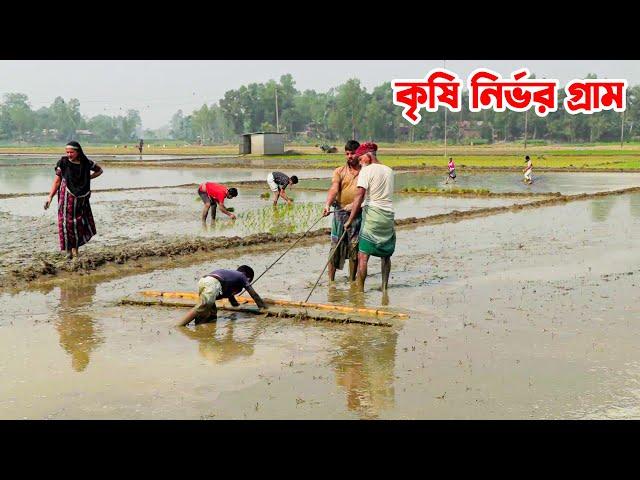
{"left": 2, "top": 142, "right": 640, "bottom": 169}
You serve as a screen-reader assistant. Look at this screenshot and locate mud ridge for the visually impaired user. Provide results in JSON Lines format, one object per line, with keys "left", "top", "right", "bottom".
{"left": 0, "top": 177, "right": 330, "bottom": 200}
{"left": 0, "top": 230, "right": 332, "bottom": 288}
{"left": 381, "top": 165, "right": 640, "bottom": 173}
{"left": 398, "top": 190, "right": 562, "bottom": 198}
{"left": 393, "top": 186, "right": 640, "bottom": 229}
{"left": 3, "top": 185, "right": 640, "bottom": 288}
{"left": 0, "top": 183, "right": 200, "bottom": 199}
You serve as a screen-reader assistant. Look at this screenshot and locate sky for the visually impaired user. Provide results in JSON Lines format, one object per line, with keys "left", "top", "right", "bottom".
{"left": 0, "top": 60, "right": 638, "bottom": 129}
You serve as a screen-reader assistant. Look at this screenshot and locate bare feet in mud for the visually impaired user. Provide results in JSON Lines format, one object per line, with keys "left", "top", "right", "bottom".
{"left": 381, "top": 291, "right": 390, "bottom": 306}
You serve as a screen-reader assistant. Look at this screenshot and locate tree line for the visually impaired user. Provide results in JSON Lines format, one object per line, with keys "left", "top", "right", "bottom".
{"left": 3, "top": 72, "right": 640, "bottom": 145}
{"left": 172, "top": 73, "right": 640, "bottom": 145}
{"left": 0, "top": 93, "right": 142, "bottom": 143}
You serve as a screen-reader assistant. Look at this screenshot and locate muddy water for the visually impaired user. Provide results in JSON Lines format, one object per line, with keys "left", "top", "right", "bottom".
{"left": 2, "top": 192, "right": 640, "bottom": 418}
{"left": 0, "top": 188, "right": 534, "bottom": 275}
{"left": 0, "top": 166, "right": 330, "bottom": 194}
{"left": 298, "top": 171, "right": 640, "bottom": 195}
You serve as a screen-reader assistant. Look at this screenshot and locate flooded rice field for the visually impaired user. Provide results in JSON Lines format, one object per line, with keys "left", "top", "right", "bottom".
{"left": 302, "top": 171, "right": 640, "bottom": 195}
{"left": 0, "top": 186, "right": 537, "bottom": 276}
{"left": 2, "top": 193, "right": 640, "bottom": 418}
{"left": 1, "top": 163, "right": 640, "bottom": 419}
{"left": 0, "top": 165, "right": 330, "bottom": 194}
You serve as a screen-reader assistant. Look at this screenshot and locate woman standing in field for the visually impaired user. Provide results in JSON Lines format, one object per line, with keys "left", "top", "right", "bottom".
{"left": 44, "top": 141, "right": 103, "bottom": 259}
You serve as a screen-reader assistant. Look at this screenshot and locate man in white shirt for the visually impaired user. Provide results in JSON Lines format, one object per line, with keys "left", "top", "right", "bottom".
{"left": 344, "top": 142, "right": 395, "bottom": 294}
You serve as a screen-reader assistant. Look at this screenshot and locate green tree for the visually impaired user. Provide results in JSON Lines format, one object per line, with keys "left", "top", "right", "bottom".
{"left": 3, "top": 93, "right": 35, "bottom": 140}
{"left": 117, "top": 109, "right": 141, "bottom": 141}
{"left": 87, "top": 115, "right": 119, "bottom": 141}
{"left": 191, "top": 104, "right": 212, "bottom": 144}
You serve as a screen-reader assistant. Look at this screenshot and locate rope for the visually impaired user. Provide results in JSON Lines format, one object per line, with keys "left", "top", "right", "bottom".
{"left": 249, "top": 211, "right": 335, "bottom": 288}
{"left": 304, "top": 227, "right": 349, "bottom": 303}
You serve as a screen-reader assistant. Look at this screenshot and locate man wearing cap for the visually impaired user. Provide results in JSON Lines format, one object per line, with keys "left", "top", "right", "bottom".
{"left": 322, "top": 139, "right": 361, "bottom": 282}
{"left": 198, "top": 181, "right": 238, "bottom": 222}
{"left": 344, "top": 142, "right": 395, "bottom": 293}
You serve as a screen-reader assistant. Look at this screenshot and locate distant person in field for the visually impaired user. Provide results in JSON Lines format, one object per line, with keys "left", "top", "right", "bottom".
{"left": 266, "top": 171, "right": 298, "bottom": 206}
{"left": 44, "top": 141, "right": 103, "bottom": 259}
{"left": 322, "top": 139, "right": 362, "bottom": 282}
{"left": 198, "top": 182, "right": 238, "bottom": 222}
{"left": 177, "top": 265, "right": 267, "bottom": 326}
{"left": 138, "top": 139, "right": 144, "bottom": 154}
{"left": 344, "top": 142, "right": 395, "bottom": 295}
{"left": 445, "top": 156, "right": 456, "bottom": 184}
{"left": 523, "top": 155, "right": 533, "bottom": 184}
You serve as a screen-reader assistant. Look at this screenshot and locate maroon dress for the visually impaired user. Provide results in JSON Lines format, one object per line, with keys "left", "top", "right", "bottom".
{"left": 55, "top": 157, "right": 98, "bottom": 251}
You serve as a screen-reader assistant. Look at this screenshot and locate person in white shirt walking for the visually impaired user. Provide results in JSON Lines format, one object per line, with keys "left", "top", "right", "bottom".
{"left": 344, "top": 142, "right": 395, "bottom": 294}
{"left": 523, "top": 155, "right": 533, "bottom": 184}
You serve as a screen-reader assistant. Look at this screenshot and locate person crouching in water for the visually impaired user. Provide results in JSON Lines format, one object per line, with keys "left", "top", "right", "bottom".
{"left": 198, "top": 182, "right": 238, "bottom": 222}
{"left": 178, "top": 265, "right": 267, "bottom": 326}
{"left": 266, "top": 171, "right": 298, "bottom": 206}
{"left": 445, "top": 157, "right": 456, "bottom": 184}
{"left": 523, "top": 155, "right": 533, "bottom": 184}
{"left": 344, "top": 142, "right": 395, "bottom": 294}
{"left": 322, "top": 139, "right": 361, "bottom": 282}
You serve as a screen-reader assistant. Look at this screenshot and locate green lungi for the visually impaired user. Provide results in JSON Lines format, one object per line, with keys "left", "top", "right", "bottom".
{"left": 358, "top": 205, "right": 396, "bottom": 257}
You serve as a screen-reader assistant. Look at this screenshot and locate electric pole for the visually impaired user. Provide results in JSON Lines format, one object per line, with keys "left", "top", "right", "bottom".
{"left": 275, "top": 88, "right": 279, "bottom": 133}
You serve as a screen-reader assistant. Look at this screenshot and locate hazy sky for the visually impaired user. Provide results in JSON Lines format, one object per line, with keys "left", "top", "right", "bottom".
{"left": 1, "top": 60, "right": 638, "bottom": 129}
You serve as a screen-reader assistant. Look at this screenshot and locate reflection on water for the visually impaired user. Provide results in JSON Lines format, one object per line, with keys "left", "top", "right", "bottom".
{"left": 630, "top": 194, "right": 640, "bottom": 219}
{"left": 55, "top": 280, "right": 104, "bottom": 372}
{"left": 178, "top": 317, "right": 264, "bottom": 365}
{"left": 326, "top": 283, "right": 398, "bottom": 419}
{"left": 330, "top": 326, "right": 399, "bottom": 419}
{"left": 590, "top": 196, "right": 618, "bottom": 222}
{"left": 327, "top": 283, "right": 366, "bottom": 308}
{"left": 326, "top": 273, "right": 391, "bottom": 307}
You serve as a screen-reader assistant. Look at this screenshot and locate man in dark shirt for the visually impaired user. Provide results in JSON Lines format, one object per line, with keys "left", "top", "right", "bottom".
{"left": 266, "top": 171, "right": 298, "bottom": 206}
{"left": 177, "top": 265, "right": 267, "bottom": 326}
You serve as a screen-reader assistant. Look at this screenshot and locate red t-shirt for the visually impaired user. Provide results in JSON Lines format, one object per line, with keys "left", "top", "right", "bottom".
{"left": 199, "top": 182, "right": 228, "bottom": 205}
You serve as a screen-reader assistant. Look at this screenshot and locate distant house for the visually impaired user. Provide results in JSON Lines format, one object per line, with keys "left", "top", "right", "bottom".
{"left": 42, "top": 129, "right": 59, "bottom": 136}
{"left": 75, "top": 129, "right": 94, "bottom": 136}
{"left": 239, "top": 132, "right": 285, "bottom": 155}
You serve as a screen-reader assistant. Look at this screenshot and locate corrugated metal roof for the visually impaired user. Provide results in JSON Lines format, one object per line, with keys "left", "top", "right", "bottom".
{"left": 241, "top": 132, "right": 285, "bottom": 136}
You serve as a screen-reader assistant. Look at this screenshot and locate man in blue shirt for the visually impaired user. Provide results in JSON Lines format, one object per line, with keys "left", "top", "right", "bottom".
{"left": 178, "top": 265, "right": 267, "bottom": 326}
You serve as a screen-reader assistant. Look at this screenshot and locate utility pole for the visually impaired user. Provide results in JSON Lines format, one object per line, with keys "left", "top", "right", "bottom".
{"left": 524, "top": 109, "right": 529, "bottom": 150}
{"left": 443, "top": 59, "right": 447, "bottom": 157}
{"left": 621, "top": 110, "right": 625, "bottom": 149}
{"left": 275, "top": 88, "right": 279, "bottom": 133}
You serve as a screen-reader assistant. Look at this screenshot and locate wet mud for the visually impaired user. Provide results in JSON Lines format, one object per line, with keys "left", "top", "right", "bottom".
{"left": 3, "top": 186, "right": 638, "bottom": 289}
{"left": 2, "top": 192, "right": 640, "bottom": 418}
{"left": 0, "top": 186, "right": 532, "bottom": 286}
{"left": 3, "top": 159, "right": 640, "bottom": 419}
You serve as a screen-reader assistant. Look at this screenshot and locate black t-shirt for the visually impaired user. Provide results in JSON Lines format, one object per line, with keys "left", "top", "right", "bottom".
{"left": 206, "top": 269, "right": 250, "bottom": 298}
{"left": 55, "top": 157, "right": 98, "bottom": 197}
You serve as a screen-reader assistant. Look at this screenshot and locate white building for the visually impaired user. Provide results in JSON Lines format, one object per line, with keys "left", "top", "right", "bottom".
{"left": 239, "top": 132, "right": 285, "bottom": 155}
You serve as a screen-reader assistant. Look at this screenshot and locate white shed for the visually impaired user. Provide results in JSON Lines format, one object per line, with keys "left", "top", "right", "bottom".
{"left": 239, "top": 132, "right": 285, "bottom": 155}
